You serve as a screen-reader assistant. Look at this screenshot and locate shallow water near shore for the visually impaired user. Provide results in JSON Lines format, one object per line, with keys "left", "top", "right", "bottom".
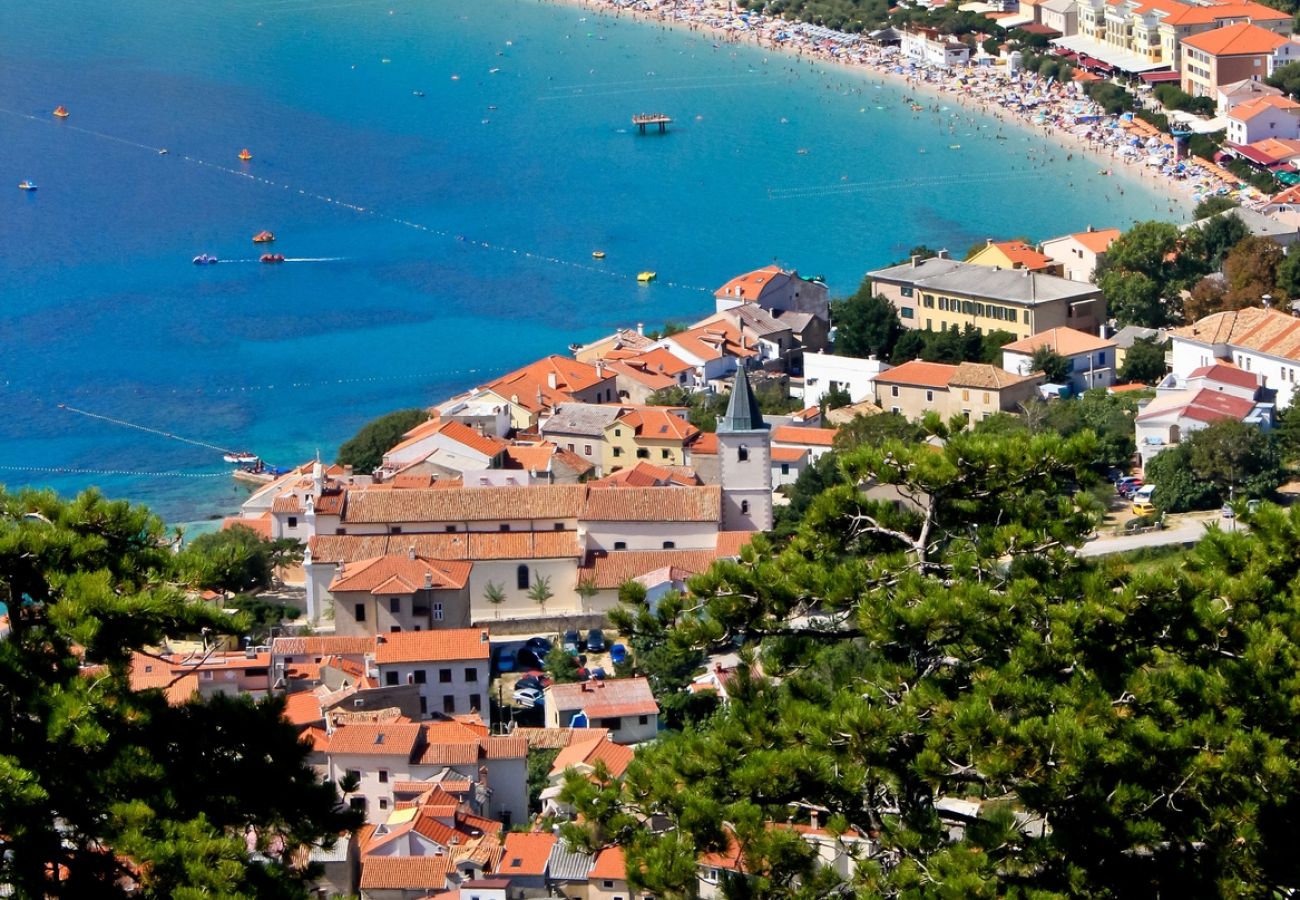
{"left": 0, "top": 0, "right": 1174, "bottom": 523}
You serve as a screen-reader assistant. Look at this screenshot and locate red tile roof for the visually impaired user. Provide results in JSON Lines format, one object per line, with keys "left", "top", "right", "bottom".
{"left": 582, "top": 485, "right": 720, "bottom": 522}
{"left": 329, "top": 554, "right": 473, "bottom": 594}
{"left": 871, "top": 359, "right": 958, "bottom": 389}
{"left": 687, "top": 431, "right": 719, "bottom": 456}
{"left": 714, "top": 531, "right": 755, "bottom": 557}
{"left": 579, "top": 549, "right": 719, "bottom": 589}
{"left": 590, "top": 847, "right": 628, "bottom": 881}
{"left": 592, "top": 461, "right": 700, "bottom": 487}
{"left": 359, "top": 856, "right": 451, "bottom": 891}
{"left": 771, "top": 446, "right": 809, "bottom": 463}
{"left": 771, "top": 425, "right": 837, "bottom": 447}
{"left": 547, "top": 677, "right": 660, "bottom": 718}
{"left": 326, "top": 722, "right": 424, "bottom": 757}
{"left": 343, "top": 484, "right": 587, "bottom": 524}
{"left": 485, "top": 356, "right": 615, "bottom": 414}
{"left": 310, "top": 531, "right": 581, "bottom": 565}
{"left": 1001, "top": 326, "right": 1115, "bottom": 356}
{"left": 551, "top": 735, "right": 636, "bottom": 779}
{"left": 272, "top": 635, "right": 377, "bottom": 658}
{"left": 613, "top": 407, "right": 699, "bottom": 443}
{"left": 1069, "top": 227, "right": 1121, "bottom": 254}
{"left": 1181, "top": 21, "right": 1287, "bottom": 56}
{"left": 666, "top": 320, "right": 759, "bottom": 362}
{"left": 1231, "top": 94, "right": 1300, "bottom": 122}
{"left": 713, "top": 265, "right": 789, "bottom": 302}
{"left": 1172, "top": 306, "right": 1300, "bottom": 361}
{"left": 501, "top": 832, "right": 557, "bottom": 877}
{"left": 975, "top": 240, "right": 1055, "bottom": 271}
{"left": 282, "top": 691, "right": 325, "bottom": 726}
{"left": 374, "top": 629, "right": 490, "bottom": 665}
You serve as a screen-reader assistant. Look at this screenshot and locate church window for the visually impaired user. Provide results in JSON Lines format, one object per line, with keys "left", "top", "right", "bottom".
{"left": 738, "top": 445, "right": 749, "bottom": 462}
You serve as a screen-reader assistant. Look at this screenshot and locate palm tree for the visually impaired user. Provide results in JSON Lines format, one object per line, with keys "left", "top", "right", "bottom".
{"left": 576, "top": 577, "right": 599, "bottom": 613}
{"left": 483, "top": 581, "right": 507, "bottom": 619}
{"left": 526, "top": 575, "right": 554, "bottom": 615}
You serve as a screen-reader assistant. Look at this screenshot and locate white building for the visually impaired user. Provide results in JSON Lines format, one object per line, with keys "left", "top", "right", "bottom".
{"left": 1038, "top": 226, "right": 1121, "bottom": 283}
{"left": 373, "top": 630, "right": 491, "bottom": 723}
{"left": 901, "top": 27, "right": 972, "bottom": 66}
{"left": 543, "top": 678, "right": 660, "bottom": 744}
{"left": 1169, "top": 307, "right": 1300, "bottom": 409}
{"left": 1001, "top": 327, "right": 1117, "bottom": 394}
{"left": 716, "top": 370, "right": 773, "bottom": 532}
{"left": 801, "top": 352, "right": 892, "bottom": 404}
{"left": 1226, "top": 94, "right": 1300, "bottom": 144}
{"left": 1135, "top": 364, "right": 1274, "bottom": 465}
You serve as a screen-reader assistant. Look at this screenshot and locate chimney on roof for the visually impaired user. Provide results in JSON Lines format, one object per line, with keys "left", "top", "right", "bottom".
{"left": 910, "top": 254, "right": 921, "bottom": 267}
{"left": 636, "top": 322, "right": 644, "bottom": 335}
{"left": 408, "top": 545, "right": 417, "bottom": 560}
{"left": 986, "top": 237, "right": 993, "bottom": 246}
{"left": 424, "top": 571, "right": 433, "bottom": 589}
{"left": 936, "top": 249, "right": 950, "bottom": 259}
{"left": 596, "top": 361, "right": 605, "bottom": 379}
{"left": 480, "top": 629, "right": 489, "bottom": 643}
{"left": 1087, "top": 224, "right": 1095, "bottom": 233}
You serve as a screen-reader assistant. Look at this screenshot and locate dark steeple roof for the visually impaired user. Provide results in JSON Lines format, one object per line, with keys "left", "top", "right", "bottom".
{"left": 718, "top": 367, "right": 767, "bottom": 433}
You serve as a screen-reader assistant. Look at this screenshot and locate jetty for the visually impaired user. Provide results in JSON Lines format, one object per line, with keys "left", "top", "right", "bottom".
{"left": 632, "top": 113, "right": 672, "bottom": 134}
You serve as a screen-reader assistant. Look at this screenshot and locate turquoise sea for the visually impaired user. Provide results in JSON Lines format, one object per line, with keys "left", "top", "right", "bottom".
{"left": 1, "top": 0, "right": 1176, "bottom": 525}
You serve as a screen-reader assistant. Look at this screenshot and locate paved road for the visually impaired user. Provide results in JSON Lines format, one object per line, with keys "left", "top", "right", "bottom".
{"left": 1078, "top": 514, "right": 1237, "bottom": 557}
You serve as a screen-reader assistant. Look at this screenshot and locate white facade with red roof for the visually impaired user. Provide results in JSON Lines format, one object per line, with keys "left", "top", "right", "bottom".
{"left": 1001, "top": 326, "right": 1117, "bottom": 394}
{"left": 1226, "top": 93, "right": 1300, "bottom": 144}
{"left": 1170, "top": 306, "right": 1300, "bottom": 409}
{"left": 714, "top": 265, "right": 830, "bottom": 322}
{"left": 543, "top": 677, "right": 660, "bottom": 744}
{"left": 1039, "top": 226, "right": 1122, "bottom": 283}
{"left": 1136, "top": 362, "right": 1274, "bottom": 464}
{"left": 372, "top": 630, "right": 492, "bottom": 724}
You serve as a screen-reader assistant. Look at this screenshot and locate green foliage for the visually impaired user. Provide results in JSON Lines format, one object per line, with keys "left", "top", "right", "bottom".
{"left": 178, "top": 525, "right": 277, "bottom": 594}
{"left": 1277, "top": 244, "right": 1300, "bottom": 299}
{"left": 1084, "top": 79, "right": 1135, "bottom": 114}
{"left": 1153, "top": 83, "right": 1216, "bottom": 116}
{"left": 227, "top": 594, "right": 301, "bottom": 643}
{"left": 335, "top": 408, "right": 427, "bottom": 473}
{"left": 526, "top": 574, "right": 554, "bottom": 611}
{"left": 607, "top": 589, "right": 715, "bottom": 731}
{"left": 818, "top": 384, "right": 853, "bottom": 414}
{"left": 1147, "top": 420, "right": 1284, "bottom": 511}
{"left": 1192, "top": 194, "right": 1239, "bottom": 220}
{"left": 1193, "top": 211, "right": 1251, "bottom": 270}
{"left": 1117, "top": 335, "right": 1169, "bottom": 384}
{"left": 545, "top": 643, "right": 583, "bottom": 683}
{"left": 1098, "top": 220, "right": 1208, "bottom": 327}
{"left": 482, "top": 580, "right": 506, "bottom": 607}
{"left": 1267, "top": 60, "right": 1300, "bottom": 97}
{"left": 646, "top": 386, "right": 729, "bottom": 433}
{"left": 566, "top": 431, "right": 1300, "bottom": 896}
{"left": 1135, "top": 107, "right": 1169, "bottom": 132}
{"left": 1273, "top": 402, "right": 1300, "bottom": 463}
{"left": 889, "top": 324, "right": 992, "bottom": 365}
{"left": 1029, "top": 346, "right": 1070, "bottom": 384}
{"left": 0, "top": 488, "right": 358, "bottom": 898}
{"left": 832, "top": 411, "right": 927, "bottom": 453}
{"left": 830, "top": 278, "right": 902, "bottom": 359}
{"left": 527, "top": 747, "right": 562, "bottom": 814}
{"left": 1188, "top": 129, "right": 1224, "bottom": 161}
{"left": 1037, "top": 388, "right": 1141, "bottom": 469}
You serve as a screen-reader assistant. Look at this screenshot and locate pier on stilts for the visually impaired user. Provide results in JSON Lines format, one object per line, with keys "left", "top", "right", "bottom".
{"left": 632, "top": 113, "right": 672, "bottom": 134}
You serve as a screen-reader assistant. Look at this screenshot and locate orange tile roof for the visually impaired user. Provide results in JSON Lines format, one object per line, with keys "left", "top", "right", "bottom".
{"left": 687, "top": 431, "right": 718, "bottom": 456}
{"left": 1231, "top": 94, "right": 1300, "bottom": 122}
{"left": 374, "top": 629, "right": 490, "bottom": 665}
{"left": 613, "top": 407, "right": 699, "bottom": 443}
{"left": 1171, "top": 306, "right": 1300, "bottom": 361}
{"left": 1108, "top": 382, "right": 1153, "bottom": 393}
{"left": 221, "top": 514, "right": 272, "bottom": 539}
{"left": 283, "top": 690, "right": 325, "bottom": 726}
{"left": 329, "top": 554, "right": 473, "bottom": 594}
{"left": 871, "top": 359, "right": 958, "bottom": 389}
{"left": 603, "top": 358, "right": 680, "bottom": 391}
{"left": 771, "top": 425, "right": 837, "bottom": 447}
{"left": 666, "top": 319, "right": 759, "bottom": 362}
{"left": 272, "top": 635, "right": 377, "bottom": 657}
{"left": 579, "top": 549, "right": 719, "bottom": 589}
{"left": 978, "top": 240, "right": 1055, "bottom": 271}
{"left": 771, "top": 446, "right": 809, "bottom": 462}
{"left": 485, "top": 356, "right": 614, "bottom": 414}
{"left": 1181, "top": 22, "right": 1287, "bottom": 56}
{"left": 342, "top": 484, "right": 587, "bottom": 523}
{"left": 1249, "top": 136, "right": 1300, "bottom": 160}
{"left": 501, "top": 832, "right": 557, "bottom": 877}
{"left": 590, "top": 847, "right": 628, "bottom": 881}
{"left": 1161, "top": 1, "right": 1289, "bottom": 24}
{"left": 592, "top": 461, "right": 700, "bottom": 487}
{"left": 713, "top": 265, "right": 788, "bottom": 302}
{"left": 1069, "top": 227, "right": 1121, "bottom": 254}
{"left": 715, "top": 531, "right": 755, "bottom": 557}
{"left": 547, "top": 677, "right": 660, "bottom": 718}
{"left": 359, "top": 856, "right": 451, "bottom": 891}
{"left": 310, "top": 531, "right": 581, "bottom": 565}
{"left": 620, "top": 347, "right": 694, "bottom": 377}
{"left": 948, "top": 362, "right": 1040, "bottom": 390}
{"left": 581, "top": 485, "right": 720, "bottom": 522}
{"left": 551, "top": 736, "right": 636, "bottom": 779}
{"left": 127, "top": 653, "right": 200, "bottom": 705}
{"left": 1003, "top": 326, "right": 1116, "bottom": 356}
{"left": 326, "top": 722, "right": 424, "bottom": 756}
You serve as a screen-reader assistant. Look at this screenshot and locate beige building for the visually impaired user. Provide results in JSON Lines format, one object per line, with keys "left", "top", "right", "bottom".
{"left": 602, "top": 406, "right": 698, "bottom": 473}
{"left": 873, "top": 360, "right": 1042, "bottom": 422}
{"left": 1182, "top": 22, "right": 1297, "bottom": 98}
{"left": 544, "top": 678, "right": 660, "bottom": 744}
{"left": 1039, "top": 226, "right": 1122, "bottom": 283}
{"left": 868, "top": 258, "right": 1106, "bottom": 340}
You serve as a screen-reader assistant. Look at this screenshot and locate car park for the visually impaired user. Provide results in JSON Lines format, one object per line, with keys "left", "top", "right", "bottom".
{"left": 515, "top": 648, "right": 544, "bottom": 670}
{"left": 562, "top": 629, "right": 582, "bottom": 656}
{"left": 512, "top": 686, "right": 544, "bottom": 708}
{"left": 523, "top": 637, "right": 553, "bottom": 656}
{"left": 586, "top": 628, "right": 605, "bottom": 652}
{"left": 493, "top": 646, "right": 516, "bottom": 673}
{"left": 515, "top": 674, "right": 551, "bottom": 693}
{"left": 610, "top": 643, "right": 627, "bottom": 665}
{"left": 1132, "top": 500, "right": 1156, "bottom": 517}
{"left": 1116, "top": 476, "right": 1143, "bottom": 498}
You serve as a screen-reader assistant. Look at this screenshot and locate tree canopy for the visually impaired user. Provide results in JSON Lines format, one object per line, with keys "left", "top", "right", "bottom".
{"left": 335, "top": 408, "right": 428, "bottom": 473}
{"left": 0, "top": 488, "right": 358, "bottom": 899}
{"left": 831, "top": 279, "right": 903, "bottom": 360}
{"left": 558, "top": 427, "right": 1300, "bottom": 897}
{"left": 1146, "top": 419, "right": 1284, "bottom": 512}
{"left": 1117, "top": 335, "right": 1169, "bottom": 384}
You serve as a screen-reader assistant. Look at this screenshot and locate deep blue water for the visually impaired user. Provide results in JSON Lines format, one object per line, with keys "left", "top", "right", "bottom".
{"left": 0, "top": 0, "right": 1176, "bottom": 524}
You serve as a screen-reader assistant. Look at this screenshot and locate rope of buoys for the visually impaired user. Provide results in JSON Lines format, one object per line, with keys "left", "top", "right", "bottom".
{"left": 0, "top": 464, "right": 227, "bottom": 479}
{"left": 56, "top": 404, "right": 240, "bottom": 456}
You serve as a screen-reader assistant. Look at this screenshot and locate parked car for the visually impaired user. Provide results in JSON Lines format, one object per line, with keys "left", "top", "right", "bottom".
{"left": 493, "top": 646, "right": 516, "bottom": 673}
{"left": 515, "top": 648, "right": 544, "bottom": 670}
{"left": 515, "top": 674, "right": 551, "bottom": 693}
{"left": 586, "top": 628, "right": 606, "bottom": 652}
{"left": 610, "top": 643, "right": 627, "bottom": 666}
{"left": 1221, "top": 504, "right": 1236, "bottom": 519}
{"left": 562, "top": 629, "right": 582, "bottom": 656}
{"left": 1132, "top": 500, "right": 1157, "bottom": 518}
{"left": 512, "top": 686, "right": 544, "bottom": 708}
{"left": 523, "top": 636, "right": 553, "bottom": 656}
{"left": 589, "top": 666, "right": 607, "bottom": 680}
{"left": 1116, "top": 476, "right": 1143, "bottom": 497}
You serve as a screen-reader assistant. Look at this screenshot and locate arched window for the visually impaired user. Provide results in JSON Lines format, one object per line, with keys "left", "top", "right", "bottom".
{"left": 516, "top": 565, "right": 529, "bottom": 590}
{"left": 738, "top": 445, "right": 749, "bottom": 462}
{"left": 741, "top": 500, "right": 750, "bottom": 515}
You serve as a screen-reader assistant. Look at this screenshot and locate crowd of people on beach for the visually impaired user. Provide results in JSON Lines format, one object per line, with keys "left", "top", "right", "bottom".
{"left": 574, "top": 0, "right": 1267, "bottom": 214}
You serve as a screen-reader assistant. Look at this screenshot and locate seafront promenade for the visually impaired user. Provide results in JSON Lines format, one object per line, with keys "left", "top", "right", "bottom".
{"left": 565, "top": 0, "right": 1240, "bottom": 213}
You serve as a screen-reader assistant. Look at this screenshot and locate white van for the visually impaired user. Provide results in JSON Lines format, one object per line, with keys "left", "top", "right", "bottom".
{"left": 1133, "top": 484, "right": 1155, "bottom": 502}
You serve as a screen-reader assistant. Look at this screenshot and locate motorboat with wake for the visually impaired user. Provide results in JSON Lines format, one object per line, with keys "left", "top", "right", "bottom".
{"left": 18, "top": 181, "right": 36, "bottom": 191}
{"left": 192, "top": 254, "right": 219, "bottom": 265}
{"left": 260, "top": 253, "right": 285, "bottom": 264}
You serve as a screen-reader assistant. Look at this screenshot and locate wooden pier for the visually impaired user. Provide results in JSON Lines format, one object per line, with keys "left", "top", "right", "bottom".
{"left": 632, "top": 113, "right": 672, "bottom": 134}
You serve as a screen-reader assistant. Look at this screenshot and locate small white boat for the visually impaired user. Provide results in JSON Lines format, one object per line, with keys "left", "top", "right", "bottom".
{"left": 223, "top": 452, "right": 260, "bottom": 465}
{"left": 18, "top": 180, "right": 37, "bottom": 191}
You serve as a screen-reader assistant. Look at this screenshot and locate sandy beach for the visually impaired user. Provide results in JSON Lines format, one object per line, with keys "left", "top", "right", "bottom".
{"left": 550, "top": 0, "right": 1258, "bottom": 218}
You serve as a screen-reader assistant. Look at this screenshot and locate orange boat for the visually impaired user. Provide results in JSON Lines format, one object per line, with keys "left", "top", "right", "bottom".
{"left": 252, "top": 230, "right": 275, "bottom": 243}
{"left": 53, "top": 106, "right": 69, "bottom": 118}
{"left": 260, "top": 253, "right": 285, "bottom": 264}
{"left": 238, "top": 148, "right": 252, "bottom": 161}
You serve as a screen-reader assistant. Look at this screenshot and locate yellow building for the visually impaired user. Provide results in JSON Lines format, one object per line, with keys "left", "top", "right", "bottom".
{"left": 868, "top": 258, "right": 1106, "bottom": 340}
{"left": 602, "top": 406, "right": 699, "bottom": 474}
{"left": 966, "top": 239, "right": 1060, "bottom": 274}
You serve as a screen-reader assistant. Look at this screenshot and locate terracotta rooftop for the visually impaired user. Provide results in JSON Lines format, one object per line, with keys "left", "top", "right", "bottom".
{"left": 579, "top": 549, "right": 719, "bottom": 589}
{"left": 1188, "top": 362, "right": 1262, "bottom": 390}
{"left": 613, "top": 406, "right": 699, "bottom": 442}
{"left": 546, "top": 677, "right": 660, "bottom": 718}
{"left": 771, "top": 425, "right": 838, "bottom": 447}
{"left": 272, "top": 635, "right": 385, "bottom": 658}
{"left": 326, "top": 722, "right": 424, "bottom": 757}
{"left": 484, "top": 355, "right": 614, "bottom": 414}
{"left": 713, "top": 265, "right": 791, "bottom": 302}
{"left": 342, "top": 483, "right": 587, "bottom": 523}
{"left": 1137, "top": 387, "right": 1259, "bottom": 423}
{"left": 581, "top": 485, "right": 720, "bottom": 522}
{"left": 591, "top": 461, "right": 701, "bottom": 488}
{"left": 358, "top": 856, "right": 451, "bottom": 891}
{"left": 310, "top": 530, "right": 582, "bottom": 565}
{"left": 1002, "top": 326, "right": 1116, "bottom": 356}
{"left": 1171, "top": 307, "right": 1300, "bottom": 361}
{"left": 1232, "top": 94, "right": 1300, "bottom": 122}
{"left": 771, "top": 446, "right": 809, "bottom": 462}
{"left": 872, "top": 359, "right": 958, "bottom": 389}
{"left": 374, "top": 629, "right": 490, "bottom": 665}
{"left": 974, "top": 240, "right": 1055, "bottom": 271}
{"left": 590, "top": 846, "right": 629, "bottom": 881}
{"left": 551, "top": 735, "right": 636, "bottom": 779}
{"left": 1181, "top": 21, "right": 1287, "bottom": 56}
{"left": 948, "top": 362, "right": 1040, "bottom": 390}
{"left": 501, "top": 832, "right": 557, "bottom": 877}
{"left": 329, "top": 554, "right": 473, "bottom": 594}
{"left": 666, "top": 319, "right": 759, "bottom": 362}
{"left": 282, "top": 691, "right": 325, "bottom": 726}
{"left": 686, "top": 431, "right": 719, "bottom": 456}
